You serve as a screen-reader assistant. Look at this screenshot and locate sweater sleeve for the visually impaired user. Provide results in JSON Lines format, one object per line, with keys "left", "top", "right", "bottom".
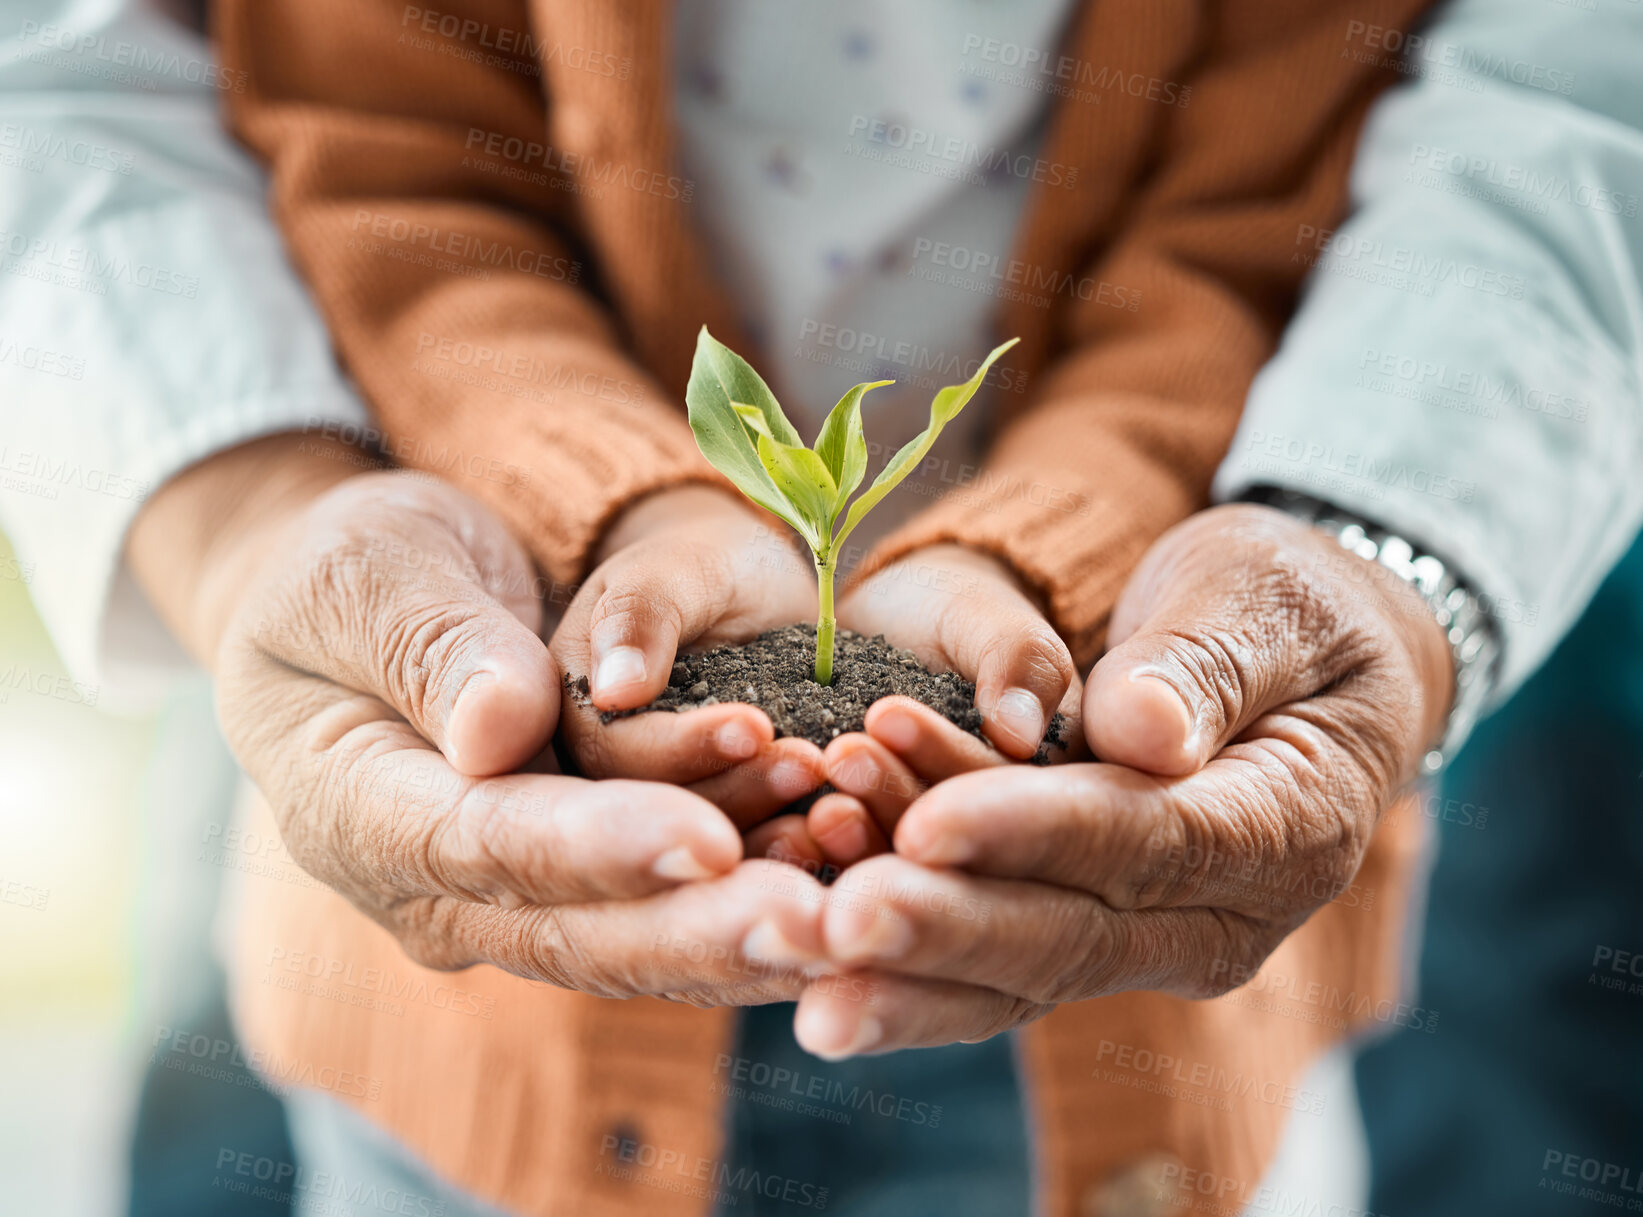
{"left": 1215, "top": 0, "right": 1643, "bottom": 704}
{"left": 0, "top": 0, "right": 370, "bottom": 706}
{"left": 867, "top": 0, "right": 1430, "bottom": 666}
{"left": 214, "top": 0, "right": 719, "bottom": 584}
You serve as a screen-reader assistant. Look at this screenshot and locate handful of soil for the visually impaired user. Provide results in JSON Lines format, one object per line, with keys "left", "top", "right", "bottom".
{"left": 574, "top": 624, "right": 1066, "bottom": 762}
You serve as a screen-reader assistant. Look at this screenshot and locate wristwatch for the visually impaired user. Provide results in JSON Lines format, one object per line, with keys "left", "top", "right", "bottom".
{"left": 1241, "top": 486, "right": 1501, "bottom": 775}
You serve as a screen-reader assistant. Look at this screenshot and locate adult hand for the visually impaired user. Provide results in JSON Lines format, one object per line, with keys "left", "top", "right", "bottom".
{"left": 128, "top": 437, "right": 829, "bottom": 1005}
{"left": 805, "top": 543, "right": 1083, "bottom": 868}
{"left": 778, "top": 503, "right": 1453, "bottom": 1057}
{"left": 550, "top": 485, "right": 828, "bottom": 827}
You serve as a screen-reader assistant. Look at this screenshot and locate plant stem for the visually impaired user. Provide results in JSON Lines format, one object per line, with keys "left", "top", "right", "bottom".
{"left": 813, "top": 552, "right": 837, "bottom": 685}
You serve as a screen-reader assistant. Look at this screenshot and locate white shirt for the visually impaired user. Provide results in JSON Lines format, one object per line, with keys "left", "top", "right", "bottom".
{"left": 1216, "top": 0, "right": 1643, "bottom": 699}
{"left": 673, "top": 0, "right": 1073, "bottom": 548}
{"left": 0, "top": 0, "right": 368, "bottom": 706}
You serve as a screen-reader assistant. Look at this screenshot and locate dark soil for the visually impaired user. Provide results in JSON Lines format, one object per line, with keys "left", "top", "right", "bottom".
{"left": 571, "top": 624, "right": 1067, "bottom": 762}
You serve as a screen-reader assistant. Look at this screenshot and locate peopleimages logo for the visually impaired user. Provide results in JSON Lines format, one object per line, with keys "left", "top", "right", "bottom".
{"left": 462, "top": 127, "right": 694, "bottom": 201}
{"left": 400, "top": 5, "right": 632, "bottom": 79}
{"left": 1209, "top": 959, "right": 1440, "bottom": 1034}
{"left": 909, "top": 238, "right": 1140, "bottom": 311}
{"left": 1294, "top": 224, "right": 1526, "bottom": 299}
{"left": 598, "top": 1134, "right": 831, "bottom": 1210}
{"left": 1239, "top": 430, "right": 1477, "bottom": 504}
{"left": 845, "top": 115, "right": 1078, "bottom": 189}
{"left": 958, "top": 35, "right": 1191, "bottom": 108}
{"left": 17, "top": 19, "right": 248, "bottom": 92}
{"left": 1356, "top": 348, "right": 1590, "bottom": 424}
{"left": 1093, "top": 1041, "right": 1327, "bottom": 1116}
{"left": 1342, "top": 20, "right": 1577, "bottom": 97}
{"left": 795, "top": 319, "right": 1031, "bottom": 394}
{"left": 1540, "top": 1151, "right": 1643, "bottom": 1206}
{"left": 0, "top": 123, "right": 134, "bottom": 175}
{"left": 711, "top": 1053, "right": 943, "bottom": 1128}
{"left": 1407, "top": 144, "right": 1639, "bottom": 219}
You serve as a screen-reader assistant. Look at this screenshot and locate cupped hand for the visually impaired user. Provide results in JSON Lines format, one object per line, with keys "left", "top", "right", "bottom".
{"left": 132, "top": 439, "right": 830, "bottom": 1006}
{"left": 782, "top": 503, "right": 1453, "bottom": 1056}
{"left": 550, "top": 485, "right": 829, "bottom": 826}
{"left": 806, "top": 543, "right": 1083, "bottom": 868}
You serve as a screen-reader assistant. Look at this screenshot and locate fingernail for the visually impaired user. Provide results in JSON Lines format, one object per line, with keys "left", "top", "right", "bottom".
{"left": 811, "top": 1014, "right": 883, "bottom": 1062}
{"left": 833, "top": 748, "right": 883, "bottom": 796}
{"left": 717, "top": 719, "right": 759, "bottom": 761}
{"left": 832, "top": 911, "right": 914, "bottom": 963}
{"left": 992, "top": 687, "right": 1045, "bottom": 748}
{"left": 741, "top": 920, "right": 819, "bottom": 966}
{"left": 446, "top": 671, "right": 494, "bottom": 767}
{"left": 903, "top": 831, "right": 972, "bottom": 868}
{"left": 816, "top": 815, "right": 870, "bottom": 863}
{"left": 873, "top": 708, "right": 917, "bottom": 752}
{"left": 769, "top": 761, "right": 819, "bottom": 800}
{"left": 1134, "top": 673, "right": 1197, "bottom": 758}
{"left": 594, "top": 646, "right": 647, "bottom": 697}
{"left": 651, "top": 845, "right": 719, "bottom": 882}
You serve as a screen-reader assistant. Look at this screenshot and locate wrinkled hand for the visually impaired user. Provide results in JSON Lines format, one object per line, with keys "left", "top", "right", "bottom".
{"left": 800, "top": 543, "right": 1083, "bottom": 869}
{"left": 776, "top": 504, "right": 1453, "bottom": 1056}
{"left": 551, "top": 485, "right": 828, "bottom": 826}
{"left": 132, "top": 439, "right": 828, "bottom": 1005}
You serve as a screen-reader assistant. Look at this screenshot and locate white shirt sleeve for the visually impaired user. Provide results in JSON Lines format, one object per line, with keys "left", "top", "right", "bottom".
{"left": 0, "top": 0, "right": 369, "bottom": 710}
{"left": 1214, "top": 0, "right": 1643, "bottom": 702}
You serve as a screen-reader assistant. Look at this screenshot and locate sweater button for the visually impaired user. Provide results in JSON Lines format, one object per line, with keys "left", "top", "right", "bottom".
{"left": 1080, "top": 1152, "right": 1184, "bottom": 1217}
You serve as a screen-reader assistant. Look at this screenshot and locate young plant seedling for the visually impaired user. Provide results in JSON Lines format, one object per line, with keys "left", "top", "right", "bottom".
{"left": 684, "top": 326, "right": 1020, "bottom": 685}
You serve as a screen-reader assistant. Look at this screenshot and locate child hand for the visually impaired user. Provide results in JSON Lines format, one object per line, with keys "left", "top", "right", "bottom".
{"left": 807, "top": 543, "right": 1084, "bottom": 867}
{"left": 551, "top": 485, "right": 828, "bottom": 828}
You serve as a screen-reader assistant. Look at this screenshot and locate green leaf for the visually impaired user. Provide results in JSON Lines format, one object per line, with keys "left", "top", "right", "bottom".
{"left": 732, "top": 402, "right": 776, "bottom": 442}
{"left": 813, "top": 379, "right": 893, "bottom": 524}
{"left": 694, "top": 327, "right": 803, "bottom": 447}
{"left": 833, "top": 337, "right": 1019, "bottom": 548}
{"left": 685, "top": 328, "right": 815, "bottom": 543}
{"left": 757, "top": 434, "right": 836, "bottom": 540}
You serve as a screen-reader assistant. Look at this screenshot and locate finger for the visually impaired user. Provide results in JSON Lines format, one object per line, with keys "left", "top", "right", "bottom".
{"left": 563, "top": 700, "right": 775, "bottom": 783}
{"left": 558, "top": 540, "right": 736, "bottom": 711}
{"left": 806, "top": 791, "right": 889, "bottom": 868}
{"left": 350, "top": 748, "right": 745, "bottom": 907}
{"left": 795, "top": 972, "right": 1050, "bottom": 1059}
{"left": 893, "top": 746, "right": 1351, "bottom": 922}
{"left": 1084, "top": 505, "right": 1361, "bottom": 776}
{"left": 900, "top": 748, "right": 1235, "bottom": 913}
{"left": 688, "top": 738, "right": 827, "bottom": 828}
{"left": 817, "top": 855, "right": 1255, "bottom": 1005}
{"left": 744, "top": 815, "right": 826, "bottom": 871}
{"left": 934, "top": 588, "right": 1078, "bottom": 760}
{"left": 414, "top": 860, "right": 840, "bottom": 1006}
{"left": 256, "top": 477, "right": 557, "bottom": 776}
{"left": 863, "top": 697, "right": 1010, "bottom": 780}
{"left": 843, "top": 546, "right": 1078, "bottom": 761}
{"left": 234, "top": 662, "right": 749, "bottom": 907}
{"left": 821, "top": 733, "right": 927, "bottom": 837}
{"left": 893, "top": 762, "right": 1170, "bottom": 882}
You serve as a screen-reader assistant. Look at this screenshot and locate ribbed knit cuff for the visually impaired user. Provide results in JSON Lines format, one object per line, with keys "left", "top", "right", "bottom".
{"left": 860, "top": 395, "right": 1196, "bottom": 668}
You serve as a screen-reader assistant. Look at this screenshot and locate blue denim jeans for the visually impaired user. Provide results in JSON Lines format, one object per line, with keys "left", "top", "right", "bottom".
{"left": 285, "top": 1002, "right": 1030, "bottom": 1217}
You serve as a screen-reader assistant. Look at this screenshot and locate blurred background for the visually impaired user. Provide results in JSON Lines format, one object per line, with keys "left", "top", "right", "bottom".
{"left": 0, "top": 526, "right": 287, "bottom": 1217}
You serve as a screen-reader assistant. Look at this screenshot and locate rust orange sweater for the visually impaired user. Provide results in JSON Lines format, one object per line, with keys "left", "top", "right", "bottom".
{"left": 214, "top": 2, "right": 1436, "bottom": 1215}
{"left": 219, "top": 0, "right": 1431, "bottom": 665}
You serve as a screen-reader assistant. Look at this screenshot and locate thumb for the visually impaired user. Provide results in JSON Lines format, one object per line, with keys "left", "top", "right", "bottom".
{"left": 256, "top": 475, "right": 558, "bottom": 777}
{"left": 846, "top": 544, "right": 1077, "bottom": 761}
{"left": 938, "top": 580, "right": 1077, "bottom": 762}
{"left": 972, "top": 612, "right": 1078, "bottom": 761}
{"left": 1084, "top": 507, "right": 1345, "bottom": 776}
{"left": 558, "top": 538, "right": 732, "bottom": 713}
